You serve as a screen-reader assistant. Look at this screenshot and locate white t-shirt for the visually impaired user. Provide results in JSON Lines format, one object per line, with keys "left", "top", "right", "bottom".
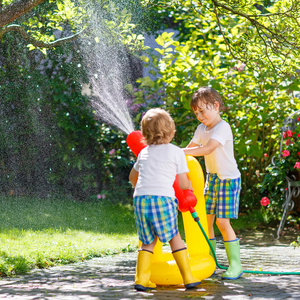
{"left": 133, "top": 143, "right": 189, "bottom": 198}
{"left": 191, "top": 120, "right": 240, "bottom": 180}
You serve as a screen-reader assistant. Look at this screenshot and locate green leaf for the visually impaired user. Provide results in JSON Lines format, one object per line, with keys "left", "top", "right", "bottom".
{"left": 156, "top": 35, "right": 165, "bottom": 46}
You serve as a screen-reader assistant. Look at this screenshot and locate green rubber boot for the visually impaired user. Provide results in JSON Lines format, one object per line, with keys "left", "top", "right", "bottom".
{"left": 222, "top": 238, "right": 243, "bottom": 280}
{"left": 209, "top": 238, "right": 216, "bottom": 258}
{"left": 209, "top": 238, "right": 217, "bottom": 275}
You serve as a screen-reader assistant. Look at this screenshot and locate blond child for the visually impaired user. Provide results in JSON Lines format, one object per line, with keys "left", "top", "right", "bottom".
{"left": 183, "top": 87, "right": 243, "bottom": 280}
{"left": 129, "top": 108, "right": 201, "bottom": 291}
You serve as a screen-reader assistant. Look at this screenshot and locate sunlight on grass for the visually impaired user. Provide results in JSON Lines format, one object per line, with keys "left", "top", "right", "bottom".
{"left": 0, "top": 196, "right": 138, "bottom": 276}
{"left": 0, "top": 196, "right": 268, "bottom": 276}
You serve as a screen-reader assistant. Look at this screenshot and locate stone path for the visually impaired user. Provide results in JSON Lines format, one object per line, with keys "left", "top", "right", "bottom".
{"left": 0, "top": 235, "right": 300, "bottom": 299}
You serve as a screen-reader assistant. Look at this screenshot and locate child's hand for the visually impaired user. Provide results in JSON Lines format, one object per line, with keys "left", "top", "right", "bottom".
{"left": 188, "top": 180, "right": 194, "bottom": 191}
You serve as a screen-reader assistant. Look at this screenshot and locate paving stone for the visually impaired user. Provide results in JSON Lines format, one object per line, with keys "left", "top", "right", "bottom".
{"left": 0, "top": 240, "right": 300, "bottom": 299}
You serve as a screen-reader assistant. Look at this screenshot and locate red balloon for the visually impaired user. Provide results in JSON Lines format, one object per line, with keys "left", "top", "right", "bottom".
{"left": 126, "top": 131, "right": 146, "bottom": 157}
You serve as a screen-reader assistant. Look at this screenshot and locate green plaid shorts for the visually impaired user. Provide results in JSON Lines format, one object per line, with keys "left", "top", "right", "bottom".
{"left": 133, "top": 195, "right": 179, "bottom": 245}
{"left": 204, "top": 173, "right": 241, "bottom": 219}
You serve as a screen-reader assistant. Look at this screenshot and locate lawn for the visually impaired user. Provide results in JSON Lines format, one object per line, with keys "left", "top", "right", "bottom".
{"left": 0, "top": 195, "right": 283, "bottom": 277}
{"left": 0, "top": 196, "right": 138, "bottom": 276}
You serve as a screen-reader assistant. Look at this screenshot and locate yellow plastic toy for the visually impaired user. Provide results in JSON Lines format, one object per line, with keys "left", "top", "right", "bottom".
{"left": 150, "top": 155, "right": 215, "bottom": 285}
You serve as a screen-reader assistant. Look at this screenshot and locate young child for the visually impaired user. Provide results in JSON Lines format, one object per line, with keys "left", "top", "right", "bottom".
{"left": 183, "top": 87, "right": 243, "bottom": 280}
{"left": 129, "top": 108, "right": 201, "bottom": 291}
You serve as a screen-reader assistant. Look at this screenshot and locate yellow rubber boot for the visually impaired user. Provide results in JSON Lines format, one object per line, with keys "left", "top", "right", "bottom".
{"left": 172, "top": 248, "right": 201, "bottom": 289}
{"left": 134, "top": 249, "right": 157, "bottom": 291}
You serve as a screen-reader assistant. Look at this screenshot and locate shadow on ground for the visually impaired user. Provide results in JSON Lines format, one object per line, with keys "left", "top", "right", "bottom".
{"left": 0, "top": 228, "right": 299, "bottom": 299}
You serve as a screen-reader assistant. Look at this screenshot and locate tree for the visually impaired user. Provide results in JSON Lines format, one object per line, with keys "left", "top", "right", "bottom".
{"left": 0, "top": 0, "right": 155, "bottom": 52}
{"left": 2, "top": 0, "right": 300, "bottom": 76}
{"left": 0, "top": 0, "right": 87, "bottom": 50}
{"left": 150, "top": 0, "right": 300, "bottom": 77}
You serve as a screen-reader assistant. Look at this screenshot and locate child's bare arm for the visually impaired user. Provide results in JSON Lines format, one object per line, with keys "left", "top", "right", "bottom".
{"left": 183, "top": 139, "right": 220, "bottom": 157}
{"left": 129, "top": 168, "right": 139, "bottom": 188}
{"left": 177, "top": 173, "right": 193, "bottom": 190}
{"left": 186, "top": 141, "right": 199, "bottom": 148}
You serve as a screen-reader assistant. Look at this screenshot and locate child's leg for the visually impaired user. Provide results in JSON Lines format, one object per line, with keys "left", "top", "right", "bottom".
{"left": 169, "top": 232, "right": 185, "bottom": 252}
{"left": 169, "top": 233, "right": 201, "bottom": 289}
{"left": 207, "top": 214, "right": 216, "bottom": 239}
{"left": 216, "top": 218, "right": 242, "bottom": 280}
{"left": 215, "top": 218, "right": 236, "bottom": 241}
{"left": 214, "top": 176, "right": 242, "bottom": 280}
{"left": 141, "top": 236, "right": 157, "bottom": 252}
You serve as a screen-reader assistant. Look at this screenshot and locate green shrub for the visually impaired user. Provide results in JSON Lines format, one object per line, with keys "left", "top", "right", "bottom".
{"left": 129, "top": 3, "right": 300, "bottom": 214}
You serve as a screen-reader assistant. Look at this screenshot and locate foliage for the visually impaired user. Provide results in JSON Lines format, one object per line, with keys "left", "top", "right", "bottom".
{"left": 0, "top": 0, "right": 162, "bottom": 51}
{"left": 279, "top": 125, "right": 300, "bottom": 176}
{"left": 0, "top": 29, "right": 136, "bottom": 199}
{"left": 98, "top": 124, "right": 135, "bottom": 203}
{"left": 149, "top": 0, "right": 300, "bottom": 77}
{"left": 260, "top": 114, "right": 300, "bottom": 210}
{"left": 0, "top": 196, "right": 137, "bottom": 276}
{"left": 1, "top": 0, "right": 155, "bottom": 200}
{"left": 129, "top": 1, "right": 300, "bottom": 211}
{"left": 2, "top": 0, "right": 300, "bottom": 210}
{"left": 290, "top": 236, "right": 300, "bottom": 249}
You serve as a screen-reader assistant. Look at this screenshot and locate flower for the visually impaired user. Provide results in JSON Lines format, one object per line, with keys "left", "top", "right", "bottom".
{"left": 287, "top": 130, "right": 293, "bottom": 137}
{"left": 109, "top": 149, "right": 115, "bottom": 155}
{"left": 97, "top": 194, "right": 106, "bottom": 199}
{"left": 294, "top": 162, "right": 300, "bottom": 169}
{"left": 260, "top": 197, "right": 270, "bottom": 206}
{"left": 282, "top": 150, "right": 290, "bottom": 157}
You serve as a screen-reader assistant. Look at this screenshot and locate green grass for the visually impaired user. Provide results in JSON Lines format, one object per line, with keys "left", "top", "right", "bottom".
{"left": 0, "top": 195, "right": 273, "bottom": 277}
{"left": 0, "top": 196, "right": 138, "bottom": 276}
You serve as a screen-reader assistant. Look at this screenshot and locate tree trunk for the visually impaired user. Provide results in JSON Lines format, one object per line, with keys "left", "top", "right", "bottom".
{"left": 0, "top": 0, "right": 47, "bottom": 28}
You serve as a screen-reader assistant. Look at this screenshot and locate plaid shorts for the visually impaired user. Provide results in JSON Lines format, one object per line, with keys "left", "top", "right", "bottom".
{"left": 204, "top": 174, "right": 241, "bottom": 219}
{"left": 133, "top": 195, "right": 179, "bottom": 245}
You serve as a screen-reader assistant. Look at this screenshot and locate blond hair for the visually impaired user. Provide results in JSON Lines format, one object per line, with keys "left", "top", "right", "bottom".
{"left": 191, "top": 86, "right": 225, "bottom": 111}
{"left": 141, "top": 108, "right": 175, "bottom": 145}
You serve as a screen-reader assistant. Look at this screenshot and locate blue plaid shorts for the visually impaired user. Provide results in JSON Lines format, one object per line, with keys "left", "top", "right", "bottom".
{"left": 204, "top": 174, "right": 241, "bottom": 219}
{"left": 133, "top": 195, "right": 179, "bottom": 245}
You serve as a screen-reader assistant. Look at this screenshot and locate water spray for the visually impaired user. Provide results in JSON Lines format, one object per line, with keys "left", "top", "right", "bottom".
{"left": 127, "top": 130, "right": 300, "bottom": 276}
